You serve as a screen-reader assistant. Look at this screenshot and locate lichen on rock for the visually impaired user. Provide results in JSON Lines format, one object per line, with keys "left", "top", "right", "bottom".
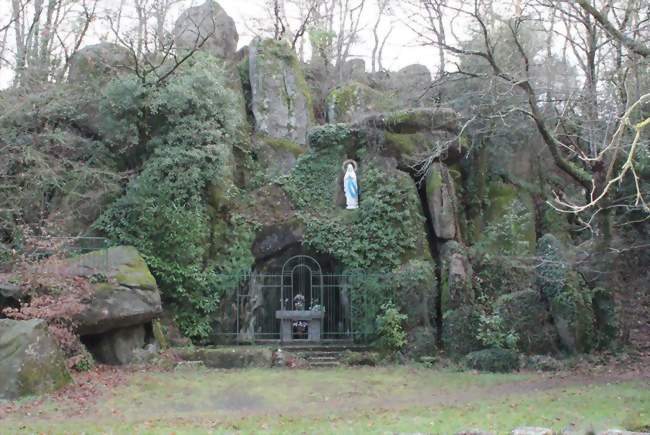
{"left": 0, "top": 319, "right": 72, "bottom": 400}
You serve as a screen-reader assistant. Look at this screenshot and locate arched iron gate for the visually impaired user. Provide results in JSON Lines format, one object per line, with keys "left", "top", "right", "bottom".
{"left": 217, "top": 256, "right": 396, "bottom": 343}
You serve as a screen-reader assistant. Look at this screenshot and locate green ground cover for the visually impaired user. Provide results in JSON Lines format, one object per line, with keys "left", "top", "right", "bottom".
{"left": 2, "top": 367, "right": 648, "bottom": 434}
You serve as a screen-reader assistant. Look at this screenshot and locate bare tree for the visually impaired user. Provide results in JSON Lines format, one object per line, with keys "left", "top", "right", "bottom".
{"left": 408, "top": 0, "right": 648, "bottom": 248}
{"left": 8, "top": 0, "right": 97, "bottom": 87}
{"left": 575, "top": 0, "right": 650, "bottom": 59}
{"left": 370, "top": 0, "right": 392, "bottom": 73}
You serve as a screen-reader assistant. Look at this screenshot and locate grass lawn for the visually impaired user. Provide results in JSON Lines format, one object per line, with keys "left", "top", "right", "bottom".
{"left": 1, "top": 366, "right": 649, "bottom": 434}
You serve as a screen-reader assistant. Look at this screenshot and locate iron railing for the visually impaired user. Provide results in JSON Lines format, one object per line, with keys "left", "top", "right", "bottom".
{"left": 216, "top": 269, "right": 400, "bottom": 344}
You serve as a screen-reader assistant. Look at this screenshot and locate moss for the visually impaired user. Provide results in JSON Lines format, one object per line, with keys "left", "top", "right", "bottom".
{"left": 259, "top": 135, "right": 305, "bottom": 157}
{"left": 486, "top": 182, "right": 518, "bottom": 221}
{"left": 256, "top": 39, "right": 314, "bottom": 123}
{"left": 19, "top": 356, "right": 72, "bottom": 397}
{"left": 427, "top": 167, "right": 444, "bottom": 192}
{"left": 327, "top": 82, "right": 391, "bottom": 122}
{"left": 152, "top": 318, "right": 169, "bottom": 351}
{"left": 383, "top": 132, "right": 428, "bottom": 157}
{"left": 113, "top": 254, "right": 157, "bottom": 290}
{"left": 385, "top": 109, "right": 423, "bottom": 126}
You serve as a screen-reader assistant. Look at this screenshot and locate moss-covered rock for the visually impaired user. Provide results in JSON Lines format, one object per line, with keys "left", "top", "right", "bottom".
{"left": 327, "top": 81, "right": 394, "bottom": 123}
{"left": 172, "top": 1, "right": 239, "bottom": 60}
{"left": 495, "top": 289, "right": 559, "bottom": 354}
{"left": 67, "top": 42, "right": 133, "bottom": 84}
{"left": 427, "top": 163, "right": 460, "bottom": 240}
{"left": 442, "top": 306, "right": 482, "bottom": 357}
{"left": 440, "top": 241, "right": 474, "bottom": 314}
{"left": 463, "top": 348, "right": 519, "bottom": 372}
{"left": 56, "top": 246, "right": 162, "bottom": 336}
{"left": 249, "top": 38, "right": 313, "bottom": 145}
{"left": 0, "top": 319, "right": 72, "bottom": 400}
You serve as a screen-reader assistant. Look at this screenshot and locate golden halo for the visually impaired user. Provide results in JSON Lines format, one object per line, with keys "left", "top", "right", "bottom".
{"left": 342, "top": 159, "right": 358, "bottom": 171}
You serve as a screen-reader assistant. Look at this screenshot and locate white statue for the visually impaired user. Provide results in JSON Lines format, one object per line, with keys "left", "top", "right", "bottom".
{"left": 343, "top": 161, "right": 359, "bottom": 209}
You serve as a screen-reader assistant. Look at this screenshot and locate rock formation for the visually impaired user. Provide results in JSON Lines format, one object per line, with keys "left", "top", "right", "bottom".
{"left": 173, "top": 0, "right": 239, "bottom": 60}
{"left": 0, "top": 319, "right": 71, "bottom": 400}
{"left": 248, "top": 38, "right": 312, "bottom": 145}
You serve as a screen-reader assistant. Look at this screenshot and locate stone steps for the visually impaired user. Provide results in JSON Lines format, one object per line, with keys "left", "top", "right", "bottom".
{"left": 280, "top": 344, "right": 371, "bottom": 368}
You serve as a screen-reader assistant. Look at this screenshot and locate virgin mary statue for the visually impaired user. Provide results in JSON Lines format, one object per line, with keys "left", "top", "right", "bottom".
{"left": 344, "top": 162, "right": 359, "bottom": 209}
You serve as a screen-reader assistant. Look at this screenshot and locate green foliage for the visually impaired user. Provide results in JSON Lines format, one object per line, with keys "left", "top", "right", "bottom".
{"left": 0, "top": 85, "right": 121, "bottom": 235}
{"left": 536, "top": 233, "right": 569, "bottom": 300}
{"left": 307, "top": 124, "right": 354, "bottom": 150}
{"left": 476, "top": 312, "right": 519, "bottom": 351}
{"left": 303, "top": 165, "right": 424, "bottom": 270}
{"left": 442, "top": 306, "right": 483, "bottom": 357}
{"left": 550, "top": 277, "right": 595, "bottom": 353}
{"left": 463, "top": 348, "right": 520, "bottom": 373}
{"left": 100, "top": 53, "right": 244, "bottom": 166}
{"left": 95, "top": 56, "right": 250, "bottom": 341}
{"left": 309, "top": 28, "right": 336, "bottom": 63}
{"left": 495, "top": 289, "right": 558, "bottom": 355}
{"left": 340, "top": 350, "right": 380, "bottom": 366}
{"left": 376, "top": 301, "right": 408, "bottom": 353}
{"left": 476, "top": 197, "right": 535, "bottom": 256}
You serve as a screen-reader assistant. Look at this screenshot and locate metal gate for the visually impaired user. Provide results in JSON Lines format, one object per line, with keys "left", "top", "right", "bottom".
{"left": 216, "top": 256, "right": 396, "bottom": 343}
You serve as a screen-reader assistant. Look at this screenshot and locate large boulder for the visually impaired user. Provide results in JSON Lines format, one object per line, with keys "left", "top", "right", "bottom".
{"left": 427, "top": 162, "right": 459, "bottom": 240}
{"left": 388, "top": 64, "right": 433, "bottom": 107}
{"left": 67, "top": 42, "right": 133, "bottom": 83}
{"left": 249, "top": 38, "right": 312, "bottom": 145}
{"left": 54, "top": 246, "right": 162, "bottom": 336}
{"left": 67, "top": 42, "right": 134, "bottom": 136}
{"left": 0, "top": 319, "right": 71, "bottom": 400}
{"left": 173, "top": 1, "right": 239, "bottom": 59}
{"left": 327, "top": 82, "right": 392, "bottom": 123}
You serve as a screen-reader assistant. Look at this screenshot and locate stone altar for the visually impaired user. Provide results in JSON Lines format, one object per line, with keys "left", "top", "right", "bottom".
{"left": 276, "top": 310, "right": 325, "bottom": 342}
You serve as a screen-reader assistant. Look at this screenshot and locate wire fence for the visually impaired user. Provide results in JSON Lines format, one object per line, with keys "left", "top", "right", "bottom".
{"left": 0, "top": 236, "right": 113, "bottom": 274}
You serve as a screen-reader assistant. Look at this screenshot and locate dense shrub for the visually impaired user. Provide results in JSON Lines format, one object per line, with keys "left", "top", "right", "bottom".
{"left": 442, "top": 306, "right": 483, "bottom": 357}
{"left": 495, "top": 289, "right": 559, "bottom": 354}
{"left": 95, "top": 55, "right": 252, "bottom": 341}
{"left": 376, "top": 301, "right": 408, "bottom": 354}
